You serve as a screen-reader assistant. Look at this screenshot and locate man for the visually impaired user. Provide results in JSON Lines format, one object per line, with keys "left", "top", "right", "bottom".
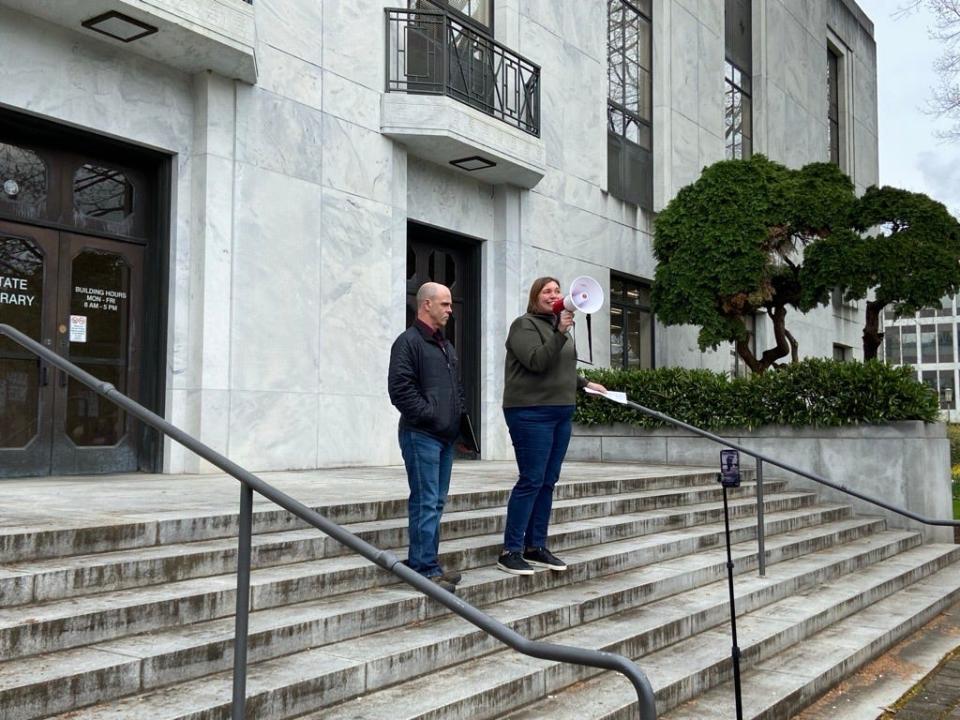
{"left": 388, "top": 282, "right": 465, "bottom": 593}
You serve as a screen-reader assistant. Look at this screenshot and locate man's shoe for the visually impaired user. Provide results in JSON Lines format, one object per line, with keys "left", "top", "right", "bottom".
{"left": 440, "top": 569, "right": 462, "bottom": 584}
{"left": 428, "top": 575, "right": 457, "bottom": 593}
{"left": 523, "top": 547, "right": 567, "bottom": 571}
{"left": 497, "top": 551, "right": 535, "bottom": 576}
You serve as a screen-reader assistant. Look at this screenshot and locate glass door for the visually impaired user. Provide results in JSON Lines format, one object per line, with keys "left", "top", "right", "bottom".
{"left": 50, "top": 233, "right": 143, "bottom": 475}
{"left": 0, "top": 221, "right": 59, "bottom": 477}
{"left": 0, "top": 223, "right": 143, "bottom": 477}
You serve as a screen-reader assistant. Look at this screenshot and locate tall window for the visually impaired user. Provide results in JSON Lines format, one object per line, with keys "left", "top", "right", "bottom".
{"left": 827, "top": 48, "right": 840, "bottom": 165}
{"left": 724, "top": 0, "right": 752, "bottom": 159}
{"left": 610, "top": 275, "right": 654, "bottom": 369}
{"left": 939, "top": 324, "right": 954, "bottom": 363}
{"left": 884, "top": 326, "right": 900, "bottom": 364}
{"left": 902, "top": 325, "right": 917, "bottom": 365}
{"left": 921, "top": 324, "right": 937, "bottom": 363}
{"left": 607, "top": 0, "right": 653, "bottom": 209}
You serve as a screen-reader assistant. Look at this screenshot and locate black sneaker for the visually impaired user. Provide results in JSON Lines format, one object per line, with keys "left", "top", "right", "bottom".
{"left": 523, "top": 547, "right": 567, "bottom": 571}
{"left": 440, "top": 569, "right": 462, "bottom": 584}
{"left": 497, "top": 551, "right": 535, "bottom": 576}
{"left": 428, "top": 575, "right": 457, "bottom": 593}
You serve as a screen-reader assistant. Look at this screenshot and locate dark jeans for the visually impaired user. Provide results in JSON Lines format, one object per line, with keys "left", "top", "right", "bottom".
{"left": 502, "top": 404, "right": 575, "bottom": 552}
{"left": 399, "top": 428, "right": 454, "bottom": 577}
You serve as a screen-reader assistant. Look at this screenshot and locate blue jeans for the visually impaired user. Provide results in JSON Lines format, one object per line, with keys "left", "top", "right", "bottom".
{"left": 502, "top": 405, "right": 575, "bottom": 552}
{"left": 399, "top": 428, "right": 454, "bottom": 577}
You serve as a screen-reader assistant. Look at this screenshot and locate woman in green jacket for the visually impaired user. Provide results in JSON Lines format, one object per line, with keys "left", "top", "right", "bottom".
{"left": 497, "top": 276, "right": 606, "bottom": 575}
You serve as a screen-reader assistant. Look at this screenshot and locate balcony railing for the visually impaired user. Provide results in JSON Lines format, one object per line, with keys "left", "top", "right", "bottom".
{"left": 385, "top": 7, "right": 540, "bottom": 136}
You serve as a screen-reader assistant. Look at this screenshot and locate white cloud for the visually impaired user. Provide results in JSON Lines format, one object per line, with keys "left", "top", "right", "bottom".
{"left": 857, "top": 0, "right": 960, "bottom": 215}
{"left": 916, "top": 150, "right": 960, "bottom": 217}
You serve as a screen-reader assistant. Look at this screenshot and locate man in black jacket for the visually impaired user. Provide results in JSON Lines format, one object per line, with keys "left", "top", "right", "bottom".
{"left": 388, "top": 282, "right": 465, "bottom": 593}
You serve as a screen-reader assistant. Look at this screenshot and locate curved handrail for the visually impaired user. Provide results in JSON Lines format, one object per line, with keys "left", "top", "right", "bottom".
{"left": 620, "top": 397, "right": 959, "bottom": 529}
{"left": 0, "top": 323, "right": 656, "bottom": 720}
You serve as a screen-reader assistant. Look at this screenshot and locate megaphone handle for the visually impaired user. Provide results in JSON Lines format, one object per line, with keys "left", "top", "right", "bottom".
{"left": 586, "top": 313, "right": 594, "bottom": 365}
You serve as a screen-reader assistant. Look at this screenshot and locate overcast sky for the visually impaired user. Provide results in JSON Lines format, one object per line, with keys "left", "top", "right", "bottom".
{"left": 855, "top": 0, "right": 960, "bottom": 218}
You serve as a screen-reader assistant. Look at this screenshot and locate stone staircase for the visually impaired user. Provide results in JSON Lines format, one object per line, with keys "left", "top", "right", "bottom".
{"left": 0, "top": 465, "right": 958, "bottom": 720}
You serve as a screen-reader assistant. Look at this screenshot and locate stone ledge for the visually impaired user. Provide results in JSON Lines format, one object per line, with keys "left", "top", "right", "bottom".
{"left": 569, "top": 421, "right": 953, "bottom": 543}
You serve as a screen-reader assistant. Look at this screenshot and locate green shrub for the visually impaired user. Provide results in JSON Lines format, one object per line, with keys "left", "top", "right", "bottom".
{"left": 576, "top": 358, "right": 939, "bottom": 429}
{"left": 948, "top": 425, "right": 960, "bottom": 466}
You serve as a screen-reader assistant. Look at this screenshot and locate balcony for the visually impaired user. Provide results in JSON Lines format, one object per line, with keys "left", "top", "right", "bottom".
{"left": 0, "top": 0, "right": 257, "bottom": 83}
{"left": 382, "top": 6, "right": 545, "bottom": 189}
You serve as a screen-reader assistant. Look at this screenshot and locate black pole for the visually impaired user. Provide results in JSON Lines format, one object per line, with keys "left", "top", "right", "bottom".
{"left": 232, "top": 482, "right": 254, "bottom": 719}
{"left": 721, "top": 484, "right": 744, "bottom": 720}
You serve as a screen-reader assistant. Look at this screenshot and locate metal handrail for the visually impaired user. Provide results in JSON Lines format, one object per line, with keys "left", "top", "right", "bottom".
{"left": 0, "top": 324, "right": 656, "bottom": 720}
{"left": 618, "top": 397, "right": 960, "bottom": 576}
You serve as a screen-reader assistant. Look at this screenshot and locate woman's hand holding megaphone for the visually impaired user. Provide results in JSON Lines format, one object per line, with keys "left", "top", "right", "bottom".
{"left": 557, "top": 310, "right": 574, "bottom": 333}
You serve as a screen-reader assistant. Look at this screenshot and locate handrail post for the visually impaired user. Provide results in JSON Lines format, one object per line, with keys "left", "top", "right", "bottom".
{"left": 232, "top": 482, "right": 254, "bottom": 719}
{"left": 755, "top": 458, "right": 766, "bottom": 577}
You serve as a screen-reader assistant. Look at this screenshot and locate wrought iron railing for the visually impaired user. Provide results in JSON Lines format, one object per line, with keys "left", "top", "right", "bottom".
{"left": 385, "top": 7, "right": 541, "bottom": 136}
{"left": 0, "top": 324, "right": 655, "bottom": 720}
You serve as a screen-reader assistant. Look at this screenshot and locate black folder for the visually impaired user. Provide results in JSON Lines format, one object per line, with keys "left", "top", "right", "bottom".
{"left": 459, "top": 413, "right": 480, "bottom": 455}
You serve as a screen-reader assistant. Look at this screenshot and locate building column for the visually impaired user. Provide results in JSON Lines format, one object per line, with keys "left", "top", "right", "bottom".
{"left": 169, "top": 71, "right": 237, "bottom": 473}
{"left": 485, "top": 184, "right": 523, "bottom": 460}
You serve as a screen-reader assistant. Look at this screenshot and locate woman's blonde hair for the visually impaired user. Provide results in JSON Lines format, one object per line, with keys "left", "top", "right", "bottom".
{"left": 526, "top": 276, "right": 561, "bottom": 314}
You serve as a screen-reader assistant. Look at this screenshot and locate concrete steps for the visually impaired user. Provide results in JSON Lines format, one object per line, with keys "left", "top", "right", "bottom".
{"left": 318, "top": 544, "right": 960, "bottom": 720}
{"left": 497, "top": 546, "right": 960, "bottom": 720}
{"left": 12, "top": 520, "right": 919, "bottom": 720}
{"left": 0, "top": 479, "right": 785, "bottom": 607}
{"left": 3, "top": 466, "right": 958, "bottom": 720}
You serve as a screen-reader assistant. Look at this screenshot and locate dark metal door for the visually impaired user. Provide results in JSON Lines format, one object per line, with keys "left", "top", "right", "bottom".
{"left": 406, "top": 223, "right": 480, "bottom": 457}
{"left": 0, "top": 222, "right": 143, "bottom": 477}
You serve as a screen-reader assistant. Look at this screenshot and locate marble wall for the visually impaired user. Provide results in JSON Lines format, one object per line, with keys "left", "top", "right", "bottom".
{"left": 0, "top": 0, "right": 879, "bottom": 472}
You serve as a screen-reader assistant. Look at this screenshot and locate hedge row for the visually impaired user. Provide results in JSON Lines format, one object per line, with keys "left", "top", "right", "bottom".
{"left": 575, "top": 358, "right": 939, "bottom": 430}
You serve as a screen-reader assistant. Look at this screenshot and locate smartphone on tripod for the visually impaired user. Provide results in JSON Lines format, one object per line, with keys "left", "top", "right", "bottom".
{"left": 719, "top": 449, "right": 741, "bottom": 488}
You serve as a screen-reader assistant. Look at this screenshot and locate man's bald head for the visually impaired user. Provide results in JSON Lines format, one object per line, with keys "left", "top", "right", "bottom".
{"left": 416, "top": 282, "right": 445, "bottom": 306}
{"left": 416, "top": 282, "right": 453, "bottom": 330}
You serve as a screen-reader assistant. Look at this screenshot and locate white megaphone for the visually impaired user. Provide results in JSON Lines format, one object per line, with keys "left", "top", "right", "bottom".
{"left": 551, "top": 275, "right": 604, "bottom": 315}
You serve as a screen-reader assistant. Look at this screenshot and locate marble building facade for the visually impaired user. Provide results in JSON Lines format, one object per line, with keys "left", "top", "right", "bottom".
{"left": 0, "top": 0, "right": 878, "bottom": 475}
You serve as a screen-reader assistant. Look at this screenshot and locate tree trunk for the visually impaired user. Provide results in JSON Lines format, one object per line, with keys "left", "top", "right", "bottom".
{"left": 737, "top": 305, "right": 791, "bottom": 373}
{"left": 785, "top": 329, "right": 799, "bottom": 363}
{"left": 736, "top": 337, "right": 763, "bottom": 374}
{"left": 863, "top": 299, "right": 886, "bottom": 361}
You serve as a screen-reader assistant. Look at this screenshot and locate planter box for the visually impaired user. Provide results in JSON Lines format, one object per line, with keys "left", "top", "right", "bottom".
{"left": 569, "top": 421, "right": 954, "bottom": 543}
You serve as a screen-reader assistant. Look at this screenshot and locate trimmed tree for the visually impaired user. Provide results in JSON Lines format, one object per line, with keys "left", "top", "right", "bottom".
{"left": 651, "top": 155, "right": 856, "bottom": 373}
{"left": 803, "top": 185, "right": 960, "bottom": 360}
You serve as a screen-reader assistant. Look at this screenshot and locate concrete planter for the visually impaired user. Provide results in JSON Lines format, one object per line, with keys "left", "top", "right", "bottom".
{"left": 569, "top": 421, "right": 954, "bottom": 543}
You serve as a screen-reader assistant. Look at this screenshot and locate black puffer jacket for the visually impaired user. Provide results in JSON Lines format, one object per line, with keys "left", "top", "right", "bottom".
{"left": 388, "top": 323, "right": 464, "bottom": 442}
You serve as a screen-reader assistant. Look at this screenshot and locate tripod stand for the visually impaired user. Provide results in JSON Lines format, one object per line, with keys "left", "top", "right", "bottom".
{"left": 719, "top": 475, "right": 744, "bottom": 720}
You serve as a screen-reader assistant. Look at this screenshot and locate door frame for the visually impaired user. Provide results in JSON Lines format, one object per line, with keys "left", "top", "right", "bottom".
{"left": 0, "top": 107, "right": 171, "bottom": 475}
{"left": 406, "top": 220, "right": 482, "bottom": 456}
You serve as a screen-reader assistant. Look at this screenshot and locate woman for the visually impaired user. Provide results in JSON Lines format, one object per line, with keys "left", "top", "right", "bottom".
{"left": 497, "top": 276, "right": 606, "bottom": 575}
